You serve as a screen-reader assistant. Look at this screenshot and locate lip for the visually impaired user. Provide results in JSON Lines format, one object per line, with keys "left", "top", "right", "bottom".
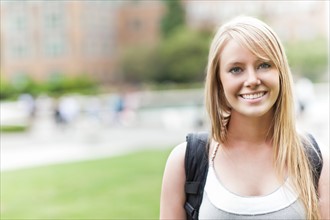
{"left": 239, "top": 91, "right": 268, "bottom": 103}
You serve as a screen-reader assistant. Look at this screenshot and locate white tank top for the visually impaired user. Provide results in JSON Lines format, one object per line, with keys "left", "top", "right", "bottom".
{"left": 198, "top": 144, "right": 306, "bottom": 219}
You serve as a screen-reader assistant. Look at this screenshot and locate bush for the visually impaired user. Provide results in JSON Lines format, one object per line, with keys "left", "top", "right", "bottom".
{"left": 117, "top": 46, "right": 157, "bottom": 85}
{"left": 0, "top": 75, "right": 41, "bottom": 100}
{"left": 155, "top": 27, "right": 211, "bottom": 83}
{"left": 285, "top": 37, "right": 328, "bottom": 82}
{"left": 46, "top": 74, "right": 98, "bottom": 97}
{"left": 0, "top": 74, "right": 99, "bottom": 101}
{"left": 0, "top": 78, "right": 17, "bottom": 100}
{"left": 117, "top": 27, "right": 212, "bottom": 86}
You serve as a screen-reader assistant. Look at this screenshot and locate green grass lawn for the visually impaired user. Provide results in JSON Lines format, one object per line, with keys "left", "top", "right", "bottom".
{"left": 0, "top": 149, "right": 171, "bottom": 220}
{"left": 0, "top": 125, "right": 28, "bottom": 133}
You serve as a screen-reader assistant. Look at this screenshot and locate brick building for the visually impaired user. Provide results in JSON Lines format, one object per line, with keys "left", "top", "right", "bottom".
{"left": 0, "top": 1, "right": 165, "bottom": 83}
{"left": 1, "top": 1, "right": 328, "bottom": 84}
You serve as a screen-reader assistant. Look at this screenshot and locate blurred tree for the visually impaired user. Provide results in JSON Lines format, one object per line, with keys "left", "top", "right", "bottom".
{"left": 117, "top": 28, "right": 212, "bottom": 86}
{"left": 285, "top": 37, "right": 328, "bottom": 82}
{"left": 155, "top": 28, "right": 211, "bottom": 84}
{"left": 117, "top": 46, "right": 157, "bottom": 85}
{"left": 46, "top": 73, "right": 98, "bottom": 96}
{"left": 0, "top": 76, "right": 16, "bottom": 100}
{"left": 0, "top": 73, "right": 99, "bottom": 100}
{"left": 12, "top": 74, "right": 41, "bottom": 97}
{"left": 161, "top": 0, "right": 185, "bottom": 38}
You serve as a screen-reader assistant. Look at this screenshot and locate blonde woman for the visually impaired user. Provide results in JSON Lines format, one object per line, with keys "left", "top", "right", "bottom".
{"left": 160, "top": 16, "right": 329, "bottom": 219}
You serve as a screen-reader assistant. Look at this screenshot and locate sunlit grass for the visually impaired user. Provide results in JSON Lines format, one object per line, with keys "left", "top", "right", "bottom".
{"left": 1, "top": 149, "right": 171, "bottom": 219}
{"left": 0, "top": 125, "right": 28, "bottom": 133}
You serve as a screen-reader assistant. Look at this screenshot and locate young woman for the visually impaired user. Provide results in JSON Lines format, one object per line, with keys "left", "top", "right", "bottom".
{"left": 160, "top": 16, "right": 329, "bottom": 219}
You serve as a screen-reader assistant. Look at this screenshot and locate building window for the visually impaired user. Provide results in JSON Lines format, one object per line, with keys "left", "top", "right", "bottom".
{"left": 10, "top": 43, "right": 28, "bottom": 59}
{"left": 14, "top": 16, "right": 27, "bottom": 31}
{"left": 45, "top": 13, "right": 62, "bottom": 29}
{"left": 14, "top": 45, "right": 27, "bottom": 57}
{"left": 44, "top": 38, "right": 66, "bottom": 57}
{"left": 129, "top": 18, "right": 143, "bottom": 32}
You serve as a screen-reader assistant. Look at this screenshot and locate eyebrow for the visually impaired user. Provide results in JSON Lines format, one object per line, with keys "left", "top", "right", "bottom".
{"left": 226, "top": 62, "right": 244, "bottom": 67}
{"left": 225, "top": 59, "right": 271, "bottom": 67}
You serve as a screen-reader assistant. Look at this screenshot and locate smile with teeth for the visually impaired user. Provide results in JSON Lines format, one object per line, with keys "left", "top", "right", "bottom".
{"left": 240, "top": 92, "right": 266, "bottom": 100}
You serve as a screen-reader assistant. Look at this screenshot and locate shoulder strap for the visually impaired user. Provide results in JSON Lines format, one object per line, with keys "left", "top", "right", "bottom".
{"left": 304, "top": 134, "right": 323, "bottom": 190}
{"left": 183, "top": 132, "right": 323, "bottom": 219}
{"left": 184, "top": 132, "right": 209, "bottom": 220}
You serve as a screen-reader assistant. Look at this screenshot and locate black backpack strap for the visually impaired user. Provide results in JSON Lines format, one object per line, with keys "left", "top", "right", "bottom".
{"left": 183, "top": 132, "right": 322, "bottom": 219}
{"left": 184, "top": 132, "right": 209, "bottom": 220}
{"left": 304, "top": 134, "right": 323, "bottom": 191}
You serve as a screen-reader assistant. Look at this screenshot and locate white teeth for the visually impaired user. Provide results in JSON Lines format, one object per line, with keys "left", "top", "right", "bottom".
{"left": 241, "top": 92, "right": 265, "bottom": 100}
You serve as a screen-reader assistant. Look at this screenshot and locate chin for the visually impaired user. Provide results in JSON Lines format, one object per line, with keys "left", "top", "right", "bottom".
{"left": 243, "top": 108, "right": 273, "bottom": 118}
{"left": 234, "top": 105, "right": 272, "bottom": 117}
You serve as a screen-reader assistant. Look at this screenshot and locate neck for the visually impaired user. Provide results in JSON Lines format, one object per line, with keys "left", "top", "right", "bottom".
{"left": 226, "top": 110, "right": 274, "bottom": 145}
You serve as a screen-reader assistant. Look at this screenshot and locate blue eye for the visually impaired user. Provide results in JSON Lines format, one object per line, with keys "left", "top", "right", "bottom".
{"left": 229, "top": 67, "right": 242, "bottom": 74}
{"left": 258, "top": 62, "right": 271, "bottom": 69}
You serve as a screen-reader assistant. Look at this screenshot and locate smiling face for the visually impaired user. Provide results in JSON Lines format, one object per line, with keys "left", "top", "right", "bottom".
{"left": 219, "top": 39, "right": 280, "bottom": 118}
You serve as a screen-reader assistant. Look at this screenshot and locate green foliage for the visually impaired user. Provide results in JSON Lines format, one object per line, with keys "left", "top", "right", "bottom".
{"left": 0, "top": 77, "right": 16, "bottom": 100}
{"left": 285, "top": 37, "right": 328, "bottom": 82}
{"left": 0, "top": 74, "right": 99, "bottom": 100}
{"left": 46, "top": 73, "right": 98, "bottom": 97}
{"left": 155, "top": 28, "right": 211, "bottom": 84}
{"left": 0, "top": 125, "right": 28, "bottom": 133}
{"left": 0, "top": 75, "right": 40, "bottom": 100}
{"left": 117, "top": 46, "right": 157, "bottom": 85}
{"left": 118, "top": 28, "right": 212, "bottom": 86}
{"left": 1, "top": 149, "right": 171, "bottom": 219}
{"left": 161, "top": 0, "right": 185, "bottom": 38}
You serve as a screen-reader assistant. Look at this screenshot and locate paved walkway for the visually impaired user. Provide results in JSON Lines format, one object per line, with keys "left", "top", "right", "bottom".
{"left": 1, "top": 117, "right": 194, "bottom": 171}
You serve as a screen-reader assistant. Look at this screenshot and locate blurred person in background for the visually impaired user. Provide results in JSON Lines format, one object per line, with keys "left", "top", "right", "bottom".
{"left": 295, "top": 76, "right": 315, "bottom": 117}
{"left": 53, "top": 96, "right": 79, "bottom": 128}
{"left": 160, "top": 16, "right": 329, "bottom": 220}
{"left": 111, "top": 92, "right": 125, "bottom": 126}
{"left": 18, "top": 93, "right": 36, "bottom": 119}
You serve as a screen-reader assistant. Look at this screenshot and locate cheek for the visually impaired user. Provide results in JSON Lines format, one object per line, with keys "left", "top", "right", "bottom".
{"left": 219, "top": 76, "right": 235, "bottom": 107}
{"left": 264, "top": 73, "right": 280, "bottom": 100}
{"left": 221, "top": 80, "right": 241, "bottom": 108}
{"left": 269, "top": 73, "right": 280, "bottom": 93}
{"left": 221, "top": 77, "right": 241, "bottom": 98}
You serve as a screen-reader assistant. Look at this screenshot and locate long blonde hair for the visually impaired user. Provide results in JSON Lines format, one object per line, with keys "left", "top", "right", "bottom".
{"left": 205, "top": 16, "right": 320, "bottom": 219}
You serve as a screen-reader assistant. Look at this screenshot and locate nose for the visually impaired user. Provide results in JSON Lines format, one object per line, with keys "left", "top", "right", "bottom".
{"left": 244, "top": 68, "right": 261, "bottom": 88}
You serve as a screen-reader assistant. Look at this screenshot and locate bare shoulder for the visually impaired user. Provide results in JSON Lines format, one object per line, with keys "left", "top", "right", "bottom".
{"left": 168, "top": 142, "right": 187, "bottom": 164}
{"left": 162, "top": 141, "right": 187, "bottom": 186}
{"left": 160, "top": 142, "right": 187, "bottom": 219}
{"left": 318, "top": 143, "right": 329, "bottom": 219}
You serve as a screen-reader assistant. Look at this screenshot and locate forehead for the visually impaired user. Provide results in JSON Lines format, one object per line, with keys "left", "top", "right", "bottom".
{"left": 220, "top": 40, "right": 254, "bottom": 65}
{"left": 220, "top": 39, "right": 269, "bottom": 66}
